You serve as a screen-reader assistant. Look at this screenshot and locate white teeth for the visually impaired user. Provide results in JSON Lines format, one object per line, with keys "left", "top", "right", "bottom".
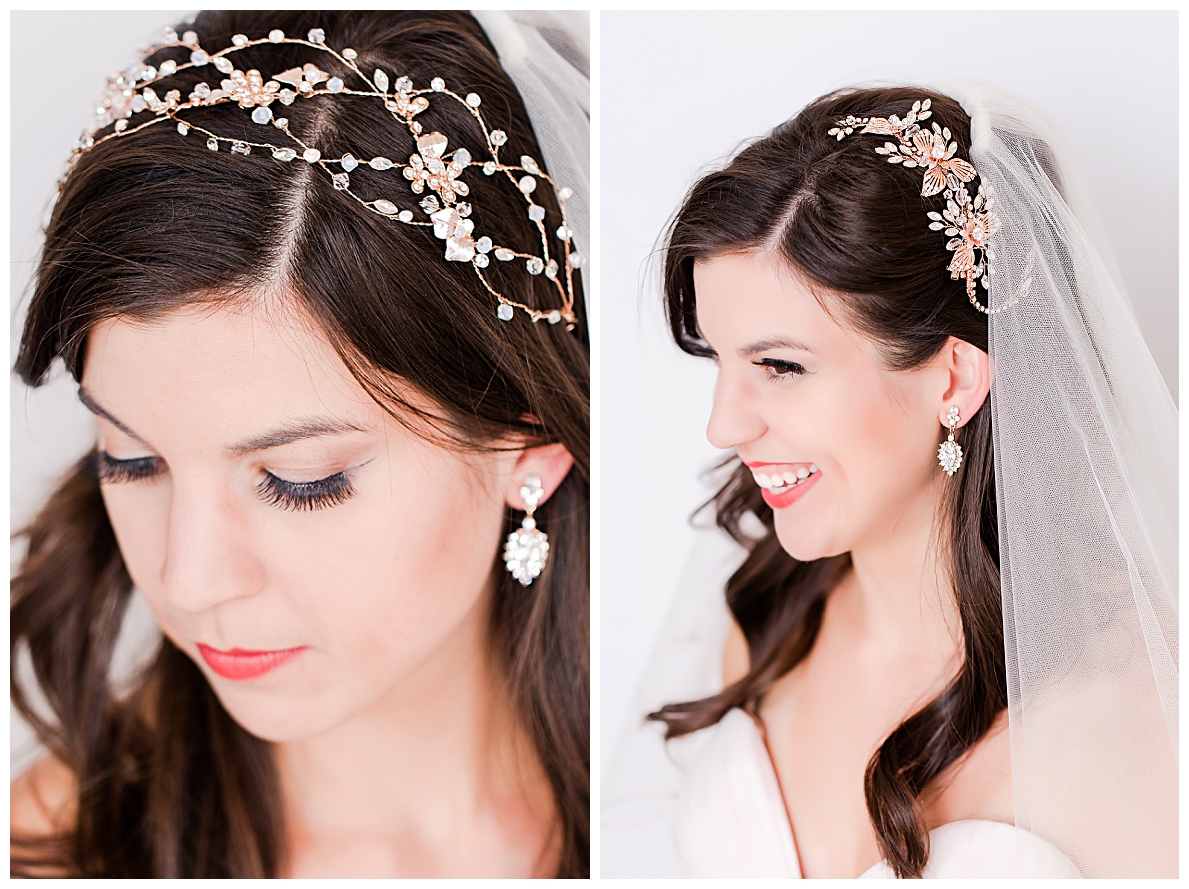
{"left": 751, "top": 465, "right": 820, "bottom": 491}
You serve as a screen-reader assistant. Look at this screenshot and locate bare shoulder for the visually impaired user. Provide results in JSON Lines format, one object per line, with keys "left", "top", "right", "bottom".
{"left": 923, "top": 708, "right": 1014, "bottom": 827}
{"left": 11, "top": 754, "right": 77, "bottom": 840}
{"left": 722, "top": 618, "right": 749, "bottom": 687}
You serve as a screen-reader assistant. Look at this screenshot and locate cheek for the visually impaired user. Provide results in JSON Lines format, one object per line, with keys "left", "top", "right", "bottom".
{"left": 100, "top": 484, "right": 171, "bottom": 595}
{"left": 271, "top": 462, "right": 508, "bottom": 668}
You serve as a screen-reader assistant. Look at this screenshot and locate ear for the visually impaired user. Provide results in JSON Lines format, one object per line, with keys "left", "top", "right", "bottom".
{"left": 937, "top": 336, "right": 991, "bottom": 428}
{"left": 504, "top": 442, "right": 574, "bottom": 511}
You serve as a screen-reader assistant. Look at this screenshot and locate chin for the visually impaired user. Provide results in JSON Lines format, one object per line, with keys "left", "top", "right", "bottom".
{"left": 208, "top": 682, "right": 352, "bottom": 743}
{"left": 772, "top": 512, "right": 847, "bottom": 563}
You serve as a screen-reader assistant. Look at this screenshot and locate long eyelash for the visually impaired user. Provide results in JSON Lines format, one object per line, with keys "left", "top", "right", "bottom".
{"left": 79, "top": 451, "right": 164, "bottom": 484}
{"left": 257, "top": 470, "right": 355, "bottom": 512}
{"left": 753, "top": 357, "right": 807, "bottom": 378}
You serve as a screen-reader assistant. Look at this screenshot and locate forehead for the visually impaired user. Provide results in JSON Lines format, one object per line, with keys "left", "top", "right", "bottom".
{"left": 692, "top": 253, "right": 842, "bottom": 349}
{"left": 82, "top": 301, "right": 376, "bottom": 437}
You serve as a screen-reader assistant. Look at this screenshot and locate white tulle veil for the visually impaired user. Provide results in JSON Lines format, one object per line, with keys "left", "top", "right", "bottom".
{"left": 603, "top": 84, "right": 1177, "bottom": 878}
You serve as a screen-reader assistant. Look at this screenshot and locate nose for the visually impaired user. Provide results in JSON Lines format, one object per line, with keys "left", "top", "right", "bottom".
{"left": 705, "top": 367, "right": 767, "bottom": 450}
{"left": 161, "top": 477, "right": 264, "bottom": 614}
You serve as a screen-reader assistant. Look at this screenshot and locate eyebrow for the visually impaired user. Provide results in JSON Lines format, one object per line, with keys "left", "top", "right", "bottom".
{"left": 79, "top": 386, "right": 370, "bottom": 456}
{"left": 736, "top": 336, "right": 814, "bottom": 357}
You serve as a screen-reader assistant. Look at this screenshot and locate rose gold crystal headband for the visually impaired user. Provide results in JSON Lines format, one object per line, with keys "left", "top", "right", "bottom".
{"left": 72, "top": 25, "right": 581, "bottom": 328}
{"left": 829, "top": 98, "right": 1015, "bottom": 316}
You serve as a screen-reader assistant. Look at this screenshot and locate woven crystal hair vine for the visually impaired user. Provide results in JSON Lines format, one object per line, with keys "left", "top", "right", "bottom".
{"left": 829, "top": 98, "right": 1018, "bottom": 316}
{"left": 73, "top": 26, "right": 582, "bottom": 328}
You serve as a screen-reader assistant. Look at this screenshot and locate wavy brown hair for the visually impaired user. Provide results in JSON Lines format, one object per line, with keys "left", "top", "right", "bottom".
{"left": 12, "top": 10, "right": 588, "bottom": 878}
{"left": 649, "top": 87, "right": 1005, "bottom": 878}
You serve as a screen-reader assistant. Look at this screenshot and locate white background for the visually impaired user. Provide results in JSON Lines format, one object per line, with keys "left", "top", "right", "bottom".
{"left": 598, "top": 10, "right": 1178, "bottom": 779}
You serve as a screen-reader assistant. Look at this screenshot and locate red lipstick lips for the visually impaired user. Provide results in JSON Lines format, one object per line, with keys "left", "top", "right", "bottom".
{"left": 196, "top": 643, "right": 306, "bottom": 680}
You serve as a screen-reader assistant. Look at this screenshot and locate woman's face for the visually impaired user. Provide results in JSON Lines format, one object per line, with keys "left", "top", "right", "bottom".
{"left": 694, "top": 252, "right": 949, "bottom": 561}
{"left": 81, "top": 301, "right": 519, "bottom": 743}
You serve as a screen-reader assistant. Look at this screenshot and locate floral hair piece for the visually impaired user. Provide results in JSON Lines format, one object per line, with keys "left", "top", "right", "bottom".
{"left": 829, "top": 98, "right": 1015, "bottom": 316}
{"left": 72, "top": 26, "right": 582, "bottom": 328}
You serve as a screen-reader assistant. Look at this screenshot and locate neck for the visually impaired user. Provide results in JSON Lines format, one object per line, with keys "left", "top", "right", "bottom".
{"left": 274, "top": 587, "right": 554, "bottom": 876}
{"left": 839, "top": 470, "right": 963, "bottom": 668}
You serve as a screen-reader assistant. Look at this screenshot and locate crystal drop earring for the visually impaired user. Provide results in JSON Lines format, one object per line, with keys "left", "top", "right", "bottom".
{"left": 503, "top": 475, "right": 550, "bottom": 586}
{"left": 938, "top": 406, "right": 964, "bottom": 476}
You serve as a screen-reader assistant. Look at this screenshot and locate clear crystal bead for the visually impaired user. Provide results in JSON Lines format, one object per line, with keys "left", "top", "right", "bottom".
{"left": 398, "top": 210, "right": 413, "bottom": 222}
{"left": 396, "top": 76, "right": 414, "bottom": 92}
{"left": 373, "top": 199, "right": 397, "bottom": 214}
{"left": 417, "top": 132, "right": 448, "bottom": 159}
{"left": 474, "top": 253, "right": 489, "bottom": 268}
{"left": 214, "top": 56, "right": 234, "bottom": 74}
{"left": 231, "top": 141, "right": 250, "bottom": 155}
{"left": 569, "top": 252, "right": 584, "bottom": 268}
{"left": 279, "top": 89, "right": 297, "bottom": 105}
{"left": 303, "top": 148, "right": 321, "bottom": 163}
{"left": 160, "top": 60, "right": 177, "bottom": 75}
{"left": 177, "top": 122, "right": 189, "bottom": 135}
{"left": 465, "top": 92, "right": 481, "bottom": 107}
{"left": 431, "top": 77, "right": 445, "bottom": 91}
{"left": 231, "top": 33, "right": 248, "bottom": 46}
{"left": 520, "top": 155, "right": 539, "bottom": 174}
{"left": 274, "top": 117, "right": 288, "bottom": 128}
{"left": 340, "top": 154, "right": 358, "bottom": 172}
{"left": 194, "top": 81, "right": 211, "bottom": 98}
{"left": 547, "top": 310, "right": 561, "bottom": 324}
{"left": 307, "top": 28, "right": 325, "bottom": 44}
{"left": 556, "top": 226, "right": 572, "bottom": 241}
{"left": 453, "top": 148, "right": 472, "bottom": 166}
{"left": 419, "top": 195, "right": 440, "bottom": 214}
{"left": 495, "top": 248, "right": 515, "bottom": 261}
{"left": 369, "top": 156, "right": 393, "bottom": 171}
{"left": 272, "top": 148, "right": 296, "bottom": 161}
{"left": 251, "top": 106, "right": 272, "bottom": 124}
{"left": 483, "top": 161, "right": 497, "bottom": 176}
{"left": 141, "top": 66, "right": 157, "bottom": 81}
{"left": 268, "top": 29, "right": 285, "bottom": 43}
{"left": 182, "top": 30, "right": 198, "bottom": 46}
{"left": 114, "top": 120, "right": 128, "bottom": 132}
{"left": 190, "top": 49, "right": 209, "bottom": 66}
{"left": 497, "top": 304, "right": 514, "bottom": 322}
{"left": 476, "top": 236, "right": 492, "bottom": 253}
{"left": 545, "top": 259, "right": 559, "bottom": 279}
{"left": 490, "top": 130, "right": 507, "bottom": 146}
{"left": 526, "top": 257, "right": 545, "bottom": 275}
{"left": 374, "top": 69, "right": 389, "bottom": 92}
{"left": 518, "top": 176, "right": 537, "bottom": 194}
{"left": 332, "top": 173, "right": 349, "bottom": 190}
{"left": 207, "top": 137, "right": 219, "bottom": 151}
{"left": 323, "top": 76, "right": 342, "bottom": 93}
{"left": 528, "top": 205, "right": 546, "bottom": 222}
{"left": 342, "top": 48, "right": 357, "bottom": 60}
{"left": 558, "top": 186, "right": 573, "bottom": 200}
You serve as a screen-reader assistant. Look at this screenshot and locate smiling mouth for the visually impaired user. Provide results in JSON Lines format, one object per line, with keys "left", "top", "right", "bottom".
{"left": 750, "top": 463, "right": 819, "bottom": 493}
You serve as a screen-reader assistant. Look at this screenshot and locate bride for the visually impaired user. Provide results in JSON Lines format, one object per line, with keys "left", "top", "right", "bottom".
{"left": 10, "top": 11, "right": 589, "bottom": 878}
{"left": 610, "top": 85, "right": 1176, "bottom": 878}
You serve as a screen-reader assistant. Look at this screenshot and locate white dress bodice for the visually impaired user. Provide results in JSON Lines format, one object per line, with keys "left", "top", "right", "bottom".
{"left": 674, "top": 708, "right": 1083, "bottom": 879}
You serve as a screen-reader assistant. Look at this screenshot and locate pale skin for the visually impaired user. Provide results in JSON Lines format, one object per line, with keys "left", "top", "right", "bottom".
{"left": 10, "top": 299, "right": 573, "bottom": 877}
{"left": 697, "top": 252, "right": 1012, "bottom": 878}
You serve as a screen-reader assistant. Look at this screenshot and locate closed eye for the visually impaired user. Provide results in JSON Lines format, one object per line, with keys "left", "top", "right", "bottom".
{"left": 80, "top": 451, "right": 165, "bottom": 484}
{"left": 257, "top": 470, "right": 355, "bottom": 512}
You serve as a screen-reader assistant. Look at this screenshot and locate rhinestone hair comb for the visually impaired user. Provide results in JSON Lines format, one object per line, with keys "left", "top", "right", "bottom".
{"left": 829, "top": 98, "right": 1015, "bottom": 316}
{"left": 73, "top": 26, "right": 582, "bottom": 328}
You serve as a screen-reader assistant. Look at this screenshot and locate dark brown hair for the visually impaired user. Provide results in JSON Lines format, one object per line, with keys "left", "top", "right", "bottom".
{"left": 650, "top": 87, "right": 1005, "bottom": 878}
{"left": 12, "top": 11, "right": 587, "bottom": 878}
